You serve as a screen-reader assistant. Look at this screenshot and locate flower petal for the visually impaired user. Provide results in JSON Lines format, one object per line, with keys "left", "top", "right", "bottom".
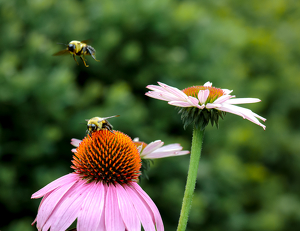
{"left": 225, "top": 98, "right": 261, "bottom": 104}
{"left": 213, "top": 94, "right": 234, "bottom": 104}
{"left": 35, "top": 176, "right": 79, "bottom": 229}
{"left": 124, "top": 184, "right": 156, "bottom": 231}
{"left": 218, "top": 104, "right": 266, "bottom": 129}
{"left": 168, "top": 101, "right": 196, "bottom": 107}
{"left": 32, "top": 173, "right": 78, "bottom": 199}
{"left": 77, "top": 182, "right": 105, "bottom": 231}
{"left": 198, "top": 89, "right": 210, "bottom": 104}
{"left": 141, "top": 140, "right": 164, "bottom": 157}
{"left": 116, "top": 184, "right": 141, "bottom": 231}
{"left": 130, "top": 183, "right": 164, "bottom": 231}
{"left": 142, "top": 144, "right": 189, "bottom": 159}
{"left": 203, "top": 82, "right": 212, "bottom": 87}
{"left": 105, "top": 185, "right": 126, "bottom": 231}
{"left": 157, "top": 82, "right": 189, "bottom": 100}
{"left": 49, "top": 180, "right": 88, "bottom": 231}
{"left": 71, "top": 138, "right": 82, "bottom": 147}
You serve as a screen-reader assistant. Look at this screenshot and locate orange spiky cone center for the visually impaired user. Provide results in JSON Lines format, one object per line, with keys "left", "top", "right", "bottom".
{"left": 72, "top": 130, "right": 141, "bottom": 185}
{"left": 182, "top": 86, "right": 225, "bottom": 104}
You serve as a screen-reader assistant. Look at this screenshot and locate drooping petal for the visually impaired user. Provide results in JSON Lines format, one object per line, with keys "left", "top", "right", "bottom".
{"left": 218, "top": 104, "right": 266, "bottom": 129}
{"left": 35, "top": 177, "right": 79, "bottom": 229}
{"left": 32, "top": 173, "right": 78, "bottom": 199}
{"left": 198, "top": 89, "right": 210, "bottom": 104}
{"left": 105, "top": 184, "right": 126, "bottom": 231}
{"left": 130, "top": 182, "right": 164, "bottom": 231}
{"left": 49, "top": 180, "right": 88, "bottom": 231}
{"left": 116, "top": 184, "right": 141, "bottom": 231}
{"left": 77, "top": 182, "right": 105, "bottom": 231}
{"left": 124, "top": 184, "right": 156, "bottom": 231}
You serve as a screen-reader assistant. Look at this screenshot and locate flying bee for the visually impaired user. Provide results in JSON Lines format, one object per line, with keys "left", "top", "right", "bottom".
{"left": 53, "top": 40, "right": 100, "bottom": 67}
{"left": 86, "top": 115, "right": 120, "bottom": 135}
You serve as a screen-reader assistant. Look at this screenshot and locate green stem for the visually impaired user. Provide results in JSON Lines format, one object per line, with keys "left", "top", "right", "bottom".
{"left": 177, "top": 126, "right": 205, "bottom": 231}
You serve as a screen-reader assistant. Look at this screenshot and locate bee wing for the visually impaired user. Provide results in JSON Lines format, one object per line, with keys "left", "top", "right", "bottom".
{"left": 53, "top": 49, "right": 70, "bottom": 56}
{"left": 101, "top": 115, "right": 120, "bottom": 121}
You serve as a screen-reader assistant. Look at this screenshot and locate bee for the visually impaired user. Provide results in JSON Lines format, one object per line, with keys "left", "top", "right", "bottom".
{"left": 53, "top": 40, "right": 100, "bottom": 67}
{"left": 86, "top": 115, "right": 120, "bottom": 135}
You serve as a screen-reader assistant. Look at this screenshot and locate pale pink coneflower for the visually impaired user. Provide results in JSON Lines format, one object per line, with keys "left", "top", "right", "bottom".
{"left": 145, "top": 82, "right": 266, "bottom": 130}
{"left": 32, "top": 130, "right": 164, "bottom": 231}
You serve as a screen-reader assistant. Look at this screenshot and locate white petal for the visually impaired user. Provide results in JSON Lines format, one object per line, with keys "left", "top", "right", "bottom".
{"left": 141, "top": 140, "right": 164, "bottom": 157}
{"left": 71, "top": 138, "right": 82, "bottom": 147}
{"left": 222, "top": 89, "right": 233, "bottom": 95}
{"left": 218, "top": 104, "right": 266, "bottom": 129}
{"left": 197, "top": 89, "right": 210, "bottom": 104}
{"left": 168, "top": 101, "right": 195, "bottom": 107}
{"left": 225, "top": 98, "right": 261, "bottom": 104}
{"left": 213, "top": 94, "right": 233, "bottom": 104}
{"left": 203, "top": 82, "right": 212, "bottom": 87}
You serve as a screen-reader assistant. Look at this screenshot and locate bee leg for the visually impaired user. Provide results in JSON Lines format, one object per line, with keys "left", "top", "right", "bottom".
{"left": 72, "top": 54, "right": 79, "bottom": 65}
{"left": 104, "top": 125, "right": 115, "bottom": 134}
{"left": 91, "top": 53, "right": 100, "bottom": 62}
{"left": 80, "top": 56, "right": 89, "bottom": 67}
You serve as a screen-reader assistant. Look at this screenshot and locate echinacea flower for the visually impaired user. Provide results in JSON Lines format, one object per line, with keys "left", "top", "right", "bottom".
{"left": 145, "top": 82, "right": 266, "bottom": 130}
{"left": 32, "top": 130, "right": 164, "bottom": 231}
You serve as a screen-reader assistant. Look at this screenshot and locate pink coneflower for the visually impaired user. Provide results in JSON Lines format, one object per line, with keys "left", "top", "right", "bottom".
{"left": 145, "top": 81, "right": 266, "bottom": 130}
{"left": 32, "top": 130, "right": 164, "bottom": 231}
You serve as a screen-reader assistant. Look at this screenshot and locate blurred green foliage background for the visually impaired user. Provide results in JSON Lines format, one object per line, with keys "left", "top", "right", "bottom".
{"left": 1, "top": 0, "right": 300, "bottom": 230}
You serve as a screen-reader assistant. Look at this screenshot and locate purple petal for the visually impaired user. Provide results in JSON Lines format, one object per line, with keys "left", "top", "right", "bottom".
{"left": 124, "top": 184, "right": 156, "bottom": 231}
{"left": 116, "top": 184, "right": 141, "bottom": 231}
{"left": 105, "top": 185, "right": 126, "bottom": 231}
{"left": 130, "top": 183, "right": 164, "bottom": 231}
{"left": 77, "top": 182, "right": 105, "bottom": 231}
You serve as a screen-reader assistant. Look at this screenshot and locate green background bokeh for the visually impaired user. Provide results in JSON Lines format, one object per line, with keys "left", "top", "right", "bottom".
{"left": 1, "top": 0, "right": 300, "bottom": 230}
